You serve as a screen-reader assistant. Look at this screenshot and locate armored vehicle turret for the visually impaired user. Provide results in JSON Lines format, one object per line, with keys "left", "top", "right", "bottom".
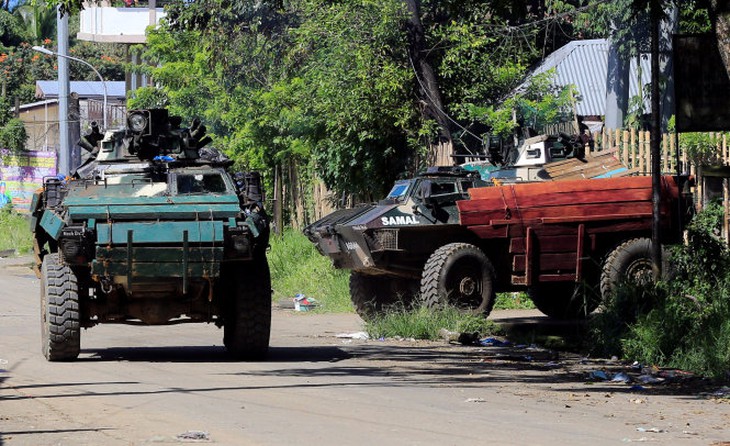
{"left": 31, "top": 109, "right": 271, "bottom": 361}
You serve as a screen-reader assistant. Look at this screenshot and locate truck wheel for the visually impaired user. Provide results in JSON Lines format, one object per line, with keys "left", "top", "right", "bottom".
{"left": 224, "top": 257, "right": 272, "bottom": 360}
{"left": 349, "top": 273, "right": 417, "bottom": 321}
{"left": 601, "top": 238, "right": 664, "bottom": 300}
{"left": 41, "top": 253, "right": 80, "bottom": 361}
{"left": 528, "top": 282, "right": 599, "bottom": 319}
{"left": 420, "top": 243, "right": 496, "bottom": 315}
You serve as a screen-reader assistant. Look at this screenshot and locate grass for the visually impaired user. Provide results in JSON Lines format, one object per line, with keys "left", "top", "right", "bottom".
{"left": 366, "top": 305, "right": 504, "bottom": 341}
{"left": 0, "top": 207, "right": 33, "bottom": 255}
{"left": 494, "top": 292, "right": 535, "bottom": 310}
{"left": 267, "top": 228, "right": 352, "bottom": 312}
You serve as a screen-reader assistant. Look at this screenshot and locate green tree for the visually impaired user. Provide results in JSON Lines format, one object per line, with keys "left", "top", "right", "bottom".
{"left": 13, "top": 0, "right": 56, "bottom": 45}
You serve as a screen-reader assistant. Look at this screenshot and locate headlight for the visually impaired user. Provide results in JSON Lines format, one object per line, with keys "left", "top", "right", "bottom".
{"left": 128, "top": 111, "right": 149, "bottom": 134}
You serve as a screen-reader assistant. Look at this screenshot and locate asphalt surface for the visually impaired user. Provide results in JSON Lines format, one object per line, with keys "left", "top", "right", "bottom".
{"left": 1, "top": 256, "right": 729, "bottom": 445}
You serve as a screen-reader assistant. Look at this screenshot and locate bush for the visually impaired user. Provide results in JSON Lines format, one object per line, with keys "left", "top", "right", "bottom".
{"left": 591, "top": 202, "right": 730, "bottom": 378}
{"left": 267, "top": 228, "right": 351, "bottom": 312}
{"left": 0, "top": 207, "right": 32, "bottom": 255}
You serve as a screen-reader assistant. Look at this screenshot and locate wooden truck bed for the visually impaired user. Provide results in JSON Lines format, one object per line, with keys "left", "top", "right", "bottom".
{"left": 457, "top": 176, "right": 680, "bottom": 286}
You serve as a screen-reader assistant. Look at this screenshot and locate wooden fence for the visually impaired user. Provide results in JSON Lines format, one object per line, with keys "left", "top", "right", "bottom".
{"left": 590, "top": 128, "right": 686, "bottom": 176}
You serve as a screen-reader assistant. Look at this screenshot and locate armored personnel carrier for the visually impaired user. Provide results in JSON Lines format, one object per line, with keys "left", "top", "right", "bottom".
{"left": 305, "top": 167, "right": 693, "bottom": 321}
{"left": 30, "top": 109, "right": 271, "bottom": 361}
{"left": 304, "top": 167, "right": 490, "bottom": 319}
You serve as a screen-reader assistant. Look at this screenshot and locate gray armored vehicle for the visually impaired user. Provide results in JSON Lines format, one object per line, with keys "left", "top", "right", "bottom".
{"left": 30, "top": 109, "right": 271, "bottom": 361}
{"left": 304, "top": 167, "right": 489, "bottom": 319}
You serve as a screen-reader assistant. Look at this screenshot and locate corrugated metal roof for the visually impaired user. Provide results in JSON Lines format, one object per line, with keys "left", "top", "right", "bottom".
{"left": 520, "top": 39, "right": 651, "bottom": 116}
{"left": 35, "top": 80, "right": 126, "bottom": 100}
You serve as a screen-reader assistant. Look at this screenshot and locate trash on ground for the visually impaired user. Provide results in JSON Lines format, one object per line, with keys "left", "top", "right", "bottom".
{"left": 335, "top": 332, "right": 369, "bottom": 340}
{"left": 637, "top": 374, "right": 663, "bottom": 384}
{"left": 588, "top": 370, "right": 609, "bottom": 381}
{"left": 176, "top": 430, "right": 210, "bottom": 441}
{"left": 440, "top": 329, "right": 481, "bottom": 345}
{"left": 293, "top": 294, "right": 318, "bottom": 311}
{"left": 464, "top": 398, "right": 487, "bottom": 403}
{"left": 700, "top": 386, "right": 730, "bottom": 399}
{"left": 611, "top": 372, "right": 630, "bottom": 383}
{"left": 480, "top": 337, "right": 510, "bottom": 347}
{"left": 636, "top": 427, "right": 665, "bottom": 433}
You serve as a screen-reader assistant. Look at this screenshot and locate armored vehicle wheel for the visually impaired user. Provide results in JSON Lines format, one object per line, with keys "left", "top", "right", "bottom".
{"left": 528, "top": 282, "right": 599, "bottom": 319}
{"left": 349, "top": 272, "right": 418, "bottom": 321}
{"left": 224, "top": 257, "right": 272, "bottom": 360}
{"left": 40, "top": 253, "right": 80, "bottom": 361}
{"left": 601, "top": 238, "right": 657, "bottom": 300}
{"left": 420, "top": 243, "right": 496, "bottom": 315}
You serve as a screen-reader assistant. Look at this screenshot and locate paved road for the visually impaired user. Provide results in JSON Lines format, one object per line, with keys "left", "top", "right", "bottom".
{"left": 1, "top": 256, "right": 728, "bottom": 445}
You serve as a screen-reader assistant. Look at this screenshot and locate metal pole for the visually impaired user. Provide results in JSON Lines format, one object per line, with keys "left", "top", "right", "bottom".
{"left": 33, "top": 46, "right": 108, "bottom": 130}
{"left": 56, "top": 7, "right": 70, "bottom": 176}
{"left": 650, "top": 0, "right": 663, "bottom": 279}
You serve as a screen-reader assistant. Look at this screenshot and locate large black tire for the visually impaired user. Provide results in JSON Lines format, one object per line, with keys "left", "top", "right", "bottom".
{"left": 420, "top": 243, "right": 496, "bottom": 315}
{"left": 41, "top": 253, "right": 80, "bottom": 361}
{"left": 601, "top": 238, "right": 657, "bottom": 300}
{"left": 349, "top": 273, "right": 418, "bottom": 321}
{"left": 224, "top": 257, "right": 272, "bottom": 360}
{"left": 528, "top": 281, "right": 600, "bottom": 319}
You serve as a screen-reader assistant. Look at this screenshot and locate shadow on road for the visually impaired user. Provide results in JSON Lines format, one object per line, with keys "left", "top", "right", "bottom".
{"left": 2, "top": 314, "right": 719, "bottom": 404}
{"left": 78, "top": 345, "right": 351, "bottom": 363}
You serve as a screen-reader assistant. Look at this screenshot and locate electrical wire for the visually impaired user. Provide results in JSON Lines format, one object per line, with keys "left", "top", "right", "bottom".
{"left": 410, "top": 0, "right": 613, "bottom": 147}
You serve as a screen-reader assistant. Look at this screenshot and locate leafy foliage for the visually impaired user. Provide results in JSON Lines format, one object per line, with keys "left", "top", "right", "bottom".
{"left": 466, "top": 70, "right": 578, "bottom": 139}
{"left": 591, "top": 203, "right": 730, "bottom": 378}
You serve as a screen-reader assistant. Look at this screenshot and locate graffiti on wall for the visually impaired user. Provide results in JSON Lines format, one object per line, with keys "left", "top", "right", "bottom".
{"left": 0, "top": 149, "right": 57, "bottom": 212}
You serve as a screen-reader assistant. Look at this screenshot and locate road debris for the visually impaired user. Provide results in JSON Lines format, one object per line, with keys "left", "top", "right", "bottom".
{"left": 335, "top": 332, "right": 369, "bottom": 340}
{"left": 293, "top": 294, "right": 318, "bottom": 311}
{"left": 636, "top": 427, "right": 665, "bottom": 433}
{"left": 176, "top": 430, "right": 210, "bottom": 442}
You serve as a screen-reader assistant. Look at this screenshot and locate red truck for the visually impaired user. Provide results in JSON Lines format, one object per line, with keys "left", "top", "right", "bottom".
{"left": 305, "top": 167, "right": 693, "bottom": 319}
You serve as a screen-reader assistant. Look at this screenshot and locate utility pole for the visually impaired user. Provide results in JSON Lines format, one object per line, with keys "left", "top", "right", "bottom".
{"left": 56, "top": 7, "right": 71, "bottom": 176}
{"left": 650, "top": 0, "right": 662, "bottom": 279}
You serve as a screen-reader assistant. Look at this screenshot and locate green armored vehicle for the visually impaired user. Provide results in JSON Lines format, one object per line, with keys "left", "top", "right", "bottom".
{"left": 30, "top": 109, "right": 271, "bottom": 361}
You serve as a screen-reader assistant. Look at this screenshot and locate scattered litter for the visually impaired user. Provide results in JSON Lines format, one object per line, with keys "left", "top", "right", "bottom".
{"left": 611, "top": 372, "right": 630, "bottom": 383}
{"left": 637, "top": 375, "right": 663, "bottom": 384}
{"left": 681, "top": 431, "right": 699, "bottom": 436}
{"left": 621, "top": 437, "right": 649, "bottom": 443}
{"left": 636, "top": 427, "right": 665, "bottom": 433}
{"left": 480, "top": 337, "right": 510, "bottom": 347}
{"left": 631, "top": 361, "right": 642, "bottom": 370}
{"left": 335, "top": 332, "right": 369, "bottom": 340}
{"left": 464, "top": 398, "right": 487, "bottom": 403}
{"left": 629, "top": 385, "right": 647, "bottom": 392}
{"left": 701, "top": 386, "right": 730, "bottom": 399}
{"left": 293, "top": 294, "right": 318, "bottom": 311}
{"left": 438, "top": 328, "right": 459, "bottom": 342}
{"left": 176, "top": 430, "right": 210, "bottom": 442}
{"left": 588, "top": 370, "right": 609, "bottom": 381}
{"left": 630, "top": 398, "right": 647, "bottom": 404}
{"left": 153, "top": 155, "right": 176, "bottom": 162}
{"left": 545, "top": 361, "right": 561, "bottom": 368}
{"left": 0, "top": 359, "right": 8, "bottom": 365}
